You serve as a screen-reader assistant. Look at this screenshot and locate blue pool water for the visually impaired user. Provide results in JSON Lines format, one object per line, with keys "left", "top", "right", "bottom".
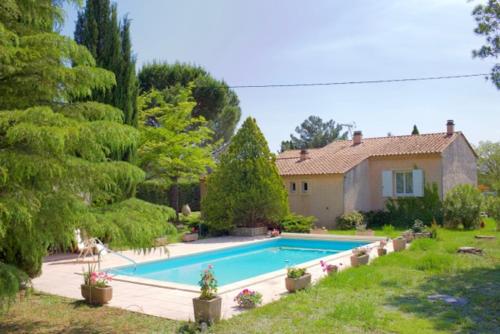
{"left": 109, "top": 238, "right": 368, "bottom": 286}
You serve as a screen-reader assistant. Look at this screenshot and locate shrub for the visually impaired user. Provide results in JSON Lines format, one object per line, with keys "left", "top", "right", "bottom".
{"left": 336, "top": 211, "right": 364, "bottom": 230}
{"left": 385, "top": 183, "right": 443, "bottom": 227}
{"left": 362, "top": 210, "right": 391, "bottom": 229}
{"left": 411, "top": 219, "right": 426, "bottom": 233}
{"left": 483, "top": 195, "right": 500, "bottom": 221}
{"left": 202, "top": 118, "right": 288, "bottom": 233}
{"left": 443, "top": 184, "right": 483, "bottom": 229}
{"left": 280, "top": 214, "right": 316, "bottom": 233}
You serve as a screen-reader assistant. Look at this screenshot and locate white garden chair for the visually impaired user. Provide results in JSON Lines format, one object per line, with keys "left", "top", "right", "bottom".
{"left": 74, "top": 229, "right": 108, "bottom": 262}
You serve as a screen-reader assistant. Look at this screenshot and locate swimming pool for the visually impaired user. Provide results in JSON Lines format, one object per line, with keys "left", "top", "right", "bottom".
{"left": 108, "top": 238, "right": 369, "bottom": 287}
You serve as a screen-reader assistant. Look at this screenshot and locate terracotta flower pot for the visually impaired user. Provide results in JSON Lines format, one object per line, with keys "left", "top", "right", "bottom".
{"left": 377, "top": 248, "right": 387, "bottom": 256}
{"left": 402, "top": 231, "right": 414, "bottom": 243}
{"left": 393, "top": 238, "right": 407, "bottom": 252}
{"left": 182, "top": 233, "right": 199, "bottom": 242}
{"left": 350, "top": 254, "right": 369, "bottom": 267}
{"left": 285, "top": 273, "right": 311, "bottom": 292}
{"left": 193, "top": 296, "right": 222, "bottom": 323}
{"left": 81, "top": 284, "right": 112, "bottom": 305}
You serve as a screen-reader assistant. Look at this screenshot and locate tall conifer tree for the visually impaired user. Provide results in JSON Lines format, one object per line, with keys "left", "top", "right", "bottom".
{"left": 75, "top": 0, "right": 138, "bottom": 126}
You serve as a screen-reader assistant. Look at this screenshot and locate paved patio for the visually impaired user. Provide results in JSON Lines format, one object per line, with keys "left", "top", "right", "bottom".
{"left": 33, "top": 234, "right": 392, "bottom": 321}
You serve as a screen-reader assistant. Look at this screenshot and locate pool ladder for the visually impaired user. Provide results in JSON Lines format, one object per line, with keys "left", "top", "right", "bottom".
{"left": 96, "top": 240, "right": 137, "bottom": 273}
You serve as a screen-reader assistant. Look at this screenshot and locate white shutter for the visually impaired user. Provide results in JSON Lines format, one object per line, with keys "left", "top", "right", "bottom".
{"left": 382, "top": 170, "right": 393, "bottom": 197}
{"left": 413, "top": 169, "right": 424, "bottom": 197}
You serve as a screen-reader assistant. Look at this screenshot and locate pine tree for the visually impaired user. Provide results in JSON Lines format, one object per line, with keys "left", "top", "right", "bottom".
{"left": 202, "top": 118, "right": 289, "bottom": 232}
{"left": 412, "top": 125, "right": 420, "bottom": 135}
{"left": 280, "top": 115, "right": 348, "bottom": 152}
{"left": 138, "top": 62, "right": 241, "bottom": 144}
{"left": 0, "top": 0, "right": 175, "bottom": 291}
{"left": 74, "top": 0, "right": 138, "bottom": 126}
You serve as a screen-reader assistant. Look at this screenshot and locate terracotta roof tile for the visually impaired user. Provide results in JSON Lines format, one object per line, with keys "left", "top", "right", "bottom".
{"left": 276, "top": 132, "right": 465, "bottom": 176}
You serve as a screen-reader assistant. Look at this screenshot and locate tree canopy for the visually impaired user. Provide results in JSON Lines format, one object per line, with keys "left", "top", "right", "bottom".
{"left": 280, "top": 116, "right": 348, "bottom": 152}
{"left": 137, "top": 88, "right": 215, "bottom": 220}
{"left": 138, "top": 62, "right": 241, "bottom": 144}
{"left": 0, "top": 0, "right": 175, "bottom": 287}
{"left": 75, "top": 0, "right": 139, "bottom": 126}
{"left": 472, "top": 0, "right": 500, "bottom": 89}
{"left": 477, "top": 141, "right": 500, "bottom": 192}
{"left": 202, "top": 117, "right": 288, "bottom": 232}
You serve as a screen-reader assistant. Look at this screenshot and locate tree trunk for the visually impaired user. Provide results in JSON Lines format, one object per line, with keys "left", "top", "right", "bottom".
{"left": 173, "top": 177, "right": 180, "bottom": 223}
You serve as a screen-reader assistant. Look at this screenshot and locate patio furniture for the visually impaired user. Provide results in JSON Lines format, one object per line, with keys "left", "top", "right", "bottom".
{"left": 74, "top": 229, "right": 108, "bottom": 262}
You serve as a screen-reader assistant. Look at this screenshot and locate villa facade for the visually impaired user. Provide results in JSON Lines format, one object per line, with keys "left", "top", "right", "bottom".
{"left": 276, "top": 121, "right": 477, "bottom": 228}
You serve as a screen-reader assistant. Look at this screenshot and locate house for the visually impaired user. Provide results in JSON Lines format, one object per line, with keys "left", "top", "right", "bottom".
{"left": 276, "top": 120, "right": 477, "bottom": 228}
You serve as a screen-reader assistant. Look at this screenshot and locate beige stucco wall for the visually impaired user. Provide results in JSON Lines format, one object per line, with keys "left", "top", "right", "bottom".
{"left": 282, "top": 174, "right": 344, "bottom": 229}
{"left": 442, "top": 135, "right": 477, "bottom": 194}
{"left": 343, "top": 159, "right": 371, "bottom": 213}
{"left": 367, "top": 154, "right": 443, "bottom": 210}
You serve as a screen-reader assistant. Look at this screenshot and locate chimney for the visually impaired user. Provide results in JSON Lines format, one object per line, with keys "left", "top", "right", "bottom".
{"left": 353, "top": 131, "right": 362, "bottom": 145}
{"left": 446, "top": 120, "right": 455, "bottom": 136}
{"left": 299, "top": 149, "right": 309, "bottom": 161}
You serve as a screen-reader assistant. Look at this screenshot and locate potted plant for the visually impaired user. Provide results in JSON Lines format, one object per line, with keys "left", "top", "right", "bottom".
{"left": 377, "top": 240, "right": 387, "bottom": 256}
{"left": 285, "top": 267, "right": 311, "bottom": 292}
{"left": 81, "top": 264, "right": 113, "bottom": 305}
{"left": 392, "top": 236, "right": 407, "bottom": 252}
{"left": 193, "top": 265, "right": 221, "bottom": 324}
{"left": 320, "top": 260, "right": 342, "bottom": 275}
{"left": 183, "top": 227, "right": 199, "bottom": 242}
{"left": 350, "top": 247, "right": 370, "bottom": 267}
{"left": 234, "top": 288, "right": 262, "bottom": 309}
{"left": 412, "top": 219, "right": 432, "bottom": 239}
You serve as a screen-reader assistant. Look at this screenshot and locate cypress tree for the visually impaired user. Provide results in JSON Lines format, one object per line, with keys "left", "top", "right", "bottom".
{"left": 412, "top": 125, "right": 420, "bottom": 135}
{"left": 75, "top": 0, "right": 138, "bottom": 126}
{"left": 202, "top": 118, "right": 289, "bottom": 232}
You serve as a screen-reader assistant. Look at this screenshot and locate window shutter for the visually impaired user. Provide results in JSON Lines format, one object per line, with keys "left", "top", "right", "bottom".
{"left": 382, "top": 170, "right": 393, "bottom": 197}
{"left": 412, "top": 169, "right": 424, "bottom": 197}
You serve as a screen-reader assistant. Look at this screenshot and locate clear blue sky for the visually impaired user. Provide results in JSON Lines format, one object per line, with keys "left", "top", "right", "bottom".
{"left": 61, "top": 0, "right": 499, "bottom": 152}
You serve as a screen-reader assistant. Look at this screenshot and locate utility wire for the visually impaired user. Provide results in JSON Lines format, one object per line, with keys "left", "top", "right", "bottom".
{"left": 227, "top": 73, "right": 488, "bottom": 89}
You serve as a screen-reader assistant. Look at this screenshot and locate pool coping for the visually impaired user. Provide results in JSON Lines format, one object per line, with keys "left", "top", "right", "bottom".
{"left": 90, "top": 234, "right": 385, "bottom": 293}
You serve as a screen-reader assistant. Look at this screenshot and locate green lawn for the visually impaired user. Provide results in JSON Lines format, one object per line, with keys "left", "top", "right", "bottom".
{"left": 1, "top": 220, "right": 498, "bottom": 334}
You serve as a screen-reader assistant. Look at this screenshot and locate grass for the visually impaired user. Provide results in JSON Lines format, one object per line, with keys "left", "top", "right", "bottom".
{"left": 1, "top": 219, "right": 498, "bottom": 333}
{"left": 328, "top": 224, "right": 405, "bottom": 238}
{"left": 0, "top": 292, "right": 181, "bottom": 333}
{"left": 212, "top": 219, "right": 499, "bottom": 333}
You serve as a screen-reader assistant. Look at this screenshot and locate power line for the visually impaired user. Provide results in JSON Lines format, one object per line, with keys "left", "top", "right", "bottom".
{"left": 227, "top": 73, "right": 488, "bottom": 89}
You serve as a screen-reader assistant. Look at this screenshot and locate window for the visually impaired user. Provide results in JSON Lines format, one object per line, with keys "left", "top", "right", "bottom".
{"left": 302, "top": 181, "right": 309, "bottom": 193}
{"left": 382, "top": 169, "right": 423, "bottom": 197}
{"left": 395, "top": 171, "right": 413, "bottom": 196}
{"left": 290, "top": 182, "right": 296, "bottom": 193}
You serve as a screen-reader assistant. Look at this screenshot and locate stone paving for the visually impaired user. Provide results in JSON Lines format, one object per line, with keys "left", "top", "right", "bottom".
{"left": 33, "top": 234, "right": 392, "bottom": 321}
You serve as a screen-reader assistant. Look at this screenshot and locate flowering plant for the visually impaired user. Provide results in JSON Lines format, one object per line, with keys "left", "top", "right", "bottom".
{"left": 270, "top": 229, "right": 280, "bottom": 237}
{"left": 234, "top": 288, "right": 262, "bottom": 308}
{"left": 320, "top": 260, "right": 342, "bottom": 274}
{"left": 199, "top": 265, "right": 218, "bottom": 300}
{"left": 83, "top": 264, "right": 112, "bottom": 288}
